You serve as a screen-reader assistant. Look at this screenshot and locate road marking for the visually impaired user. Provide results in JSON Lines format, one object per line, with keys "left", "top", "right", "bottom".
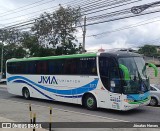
{"left": 0, "top": 98, "right": 129, "bottom": 122}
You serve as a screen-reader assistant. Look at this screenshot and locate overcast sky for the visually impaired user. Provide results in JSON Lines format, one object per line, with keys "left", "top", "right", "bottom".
{"left": 0, "top": 0, "right": 160, "bottom": 51}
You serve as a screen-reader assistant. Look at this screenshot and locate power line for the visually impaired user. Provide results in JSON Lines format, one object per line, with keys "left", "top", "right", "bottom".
{"left": 83, "top": 0, "right": 142, "bottom": 15}
{"left": 0, "top": 0, "right": 138, "bottom": 22}
{"left": 2, "top": 0, "right": 160, "bottom": 32}
{"left": 85, "top": 1, "right": 160, "bottom": 22}
{"left": 81, "top": 0, "right": 136, "bottom": 13}
{"left": 12, "top": 8, "right": 160, "bottom": 31}
{"left": 84, "top": 5, "right": 160, "bottom": 26}
{"left": 0, "top": 0, "right": 97, "bottom": 19}
{"left": 2, "top": 0, "right": 140, "bottom": 28}
{"left": 81, "top": 16, "right": 160, "bottom": 39}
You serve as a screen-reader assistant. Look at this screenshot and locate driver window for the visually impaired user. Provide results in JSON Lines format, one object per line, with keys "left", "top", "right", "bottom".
{"left": 99, "top": 57, "right": 121, "bottom": 93}
{"left": 109, "top": 59, "right": 121, "bottom": 93}
{"left": 99, "top": 57, "right": 110, "bottom": 90}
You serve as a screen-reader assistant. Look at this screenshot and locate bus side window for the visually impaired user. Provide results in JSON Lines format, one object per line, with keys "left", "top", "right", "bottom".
{"left": 48, "top": 61, "right": 55, "bottom": 74}
{"left": 7, "top": 62, "right": 15, "bottom": 74}
{"left": 63, "top": 59, "right": 71, "bottom": 74}
{"left": 36, "top": 61, "right": 47, "bottom": 74}
{"left": 57, "top": 60, "right": 64, "bottom": 74}
{"left": 69, "top": 59, "right": 77, "bottom": 74}
{"left": 28, "top": 62, "right": 36, "bottom": 74}
{"left": 78, "top": 57, "right": 97, "bottom": 75}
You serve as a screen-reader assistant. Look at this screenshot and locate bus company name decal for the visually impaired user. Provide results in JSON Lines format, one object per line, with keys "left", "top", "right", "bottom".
{"left": 38, "top": 76, "right": 81, "bottom": 85}
{"left": 38, "top": 76, "right": 58, "bottom": 84}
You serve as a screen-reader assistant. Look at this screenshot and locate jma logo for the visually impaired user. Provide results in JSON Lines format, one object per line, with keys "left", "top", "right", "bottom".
{"left": 38, "top": 76, "right": 58, "bottom": 84}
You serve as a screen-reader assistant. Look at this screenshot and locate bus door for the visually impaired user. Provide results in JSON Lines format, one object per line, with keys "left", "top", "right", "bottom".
{"left": 99, "top": 57, "right": 122, "bottom": 109}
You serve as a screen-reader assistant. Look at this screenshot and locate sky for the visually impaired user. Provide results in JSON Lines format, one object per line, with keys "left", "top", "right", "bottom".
{"left": 0, "top": 0, "right": 160, "bottom": 51}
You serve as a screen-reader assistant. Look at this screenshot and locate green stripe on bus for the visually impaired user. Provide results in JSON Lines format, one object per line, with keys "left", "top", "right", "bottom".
{"left": 128, "top": 97, "right": 150, "bottom": 104}
{"left": 7, "top": 53, "right": 97, "bottom": 62}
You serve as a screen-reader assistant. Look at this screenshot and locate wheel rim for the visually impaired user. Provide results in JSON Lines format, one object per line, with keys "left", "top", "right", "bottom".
{"left": 24, "top": 90, "right": 29, "bottom": 98}
{"left": 87, "top": 97, "right": 94, "bottom": 107}
{"left": 150, "top": 98, "right": 156, "bottom": 106}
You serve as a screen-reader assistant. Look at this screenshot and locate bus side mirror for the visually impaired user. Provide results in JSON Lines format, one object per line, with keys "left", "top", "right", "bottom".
{"left": 119, "top": 64, "right": 130, "bottom": 81}
{"left": 146, "top": 63, "right": 158, "bottom": 77}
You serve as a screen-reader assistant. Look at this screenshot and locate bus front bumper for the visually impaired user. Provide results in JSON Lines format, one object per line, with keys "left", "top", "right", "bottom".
{"left": 122, "top": 97, "right": 150, "bottom": 111}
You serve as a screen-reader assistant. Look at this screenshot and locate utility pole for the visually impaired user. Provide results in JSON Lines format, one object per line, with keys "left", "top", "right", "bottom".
{"left": 82, "top": 16, "right": 86, "bottom": 53}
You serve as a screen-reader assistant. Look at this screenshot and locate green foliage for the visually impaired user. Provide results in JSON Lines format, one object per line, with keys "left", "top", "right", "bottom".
{"left": 31, "top": 6, "right": 82, "bottom": 55}
{"left": 138, "top": 45, "right": 158, "bottom": 57}
{"left": 20, "top": 32, "right": 55, "bottom": 57}
{"left": 0, "top": 6, "right": 82, "bottom": 75}
{"left": 0, "top": 29, "right": 22, "bottom": 45}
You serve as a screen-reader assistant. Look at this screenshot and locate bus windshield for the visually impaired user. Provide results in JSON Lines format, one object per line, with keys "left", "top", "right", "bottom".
{"left": 118, "top": 57, "right": 149, "bottom": 94}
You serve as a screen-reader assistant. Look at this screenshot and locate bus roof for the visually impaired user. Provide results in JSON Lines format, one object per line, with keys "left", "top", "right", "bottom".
{"left": 7, "top": 51, "right": 142, "bottom": 63}
{"left": 7, "top": 53, "right": 97, "bottom": 62}
{"left": 100, "top": 51, "right": 141, "bottom": 58}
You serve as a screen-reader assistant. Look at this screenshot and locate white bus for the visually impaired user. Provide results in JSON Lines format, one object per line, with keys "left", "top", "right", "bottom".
{"left": 6, "top": 51, "right": 158, "bottom": 110}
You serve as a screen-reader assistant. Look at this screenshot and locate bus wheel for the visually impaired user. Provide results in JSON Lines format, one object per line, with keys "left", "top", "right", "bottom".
{"left": 22, "top": 88, "right": 30, "bottom": 99}
{"left": 150, "top": 97, "right": 158, "bottom": 106}
{"left": 84, "top": 94, "right": 97, "bottom": 110}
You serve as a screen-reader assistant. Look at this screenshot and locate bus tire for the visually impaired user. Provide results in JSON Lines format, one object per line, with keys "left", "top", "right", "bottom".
{"left": 22, "top": 88, "right": 30, "bottom": 99}
{"left": 84, "top": 94, "right": 97, "bottom": 110}
{"left": 149, "top": 97, "right": 158, "bottom": 106}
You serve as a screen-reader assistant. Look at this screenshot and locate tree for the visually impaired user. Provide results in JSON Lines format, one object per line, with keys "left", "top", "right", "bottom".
{"left": 0, "top": 29, "right": 22, "bottom": 45}
{"left": 0, "top": 29, "right": 27, "bottom": 76}
{"left": 31, "top": 6, "right": 82, "bottom": 55}
{"left": 21, "top": 32, "right": 55, "bottom": 57}
{"left": 138, "top": 45, "right": 157, "bottom": 57}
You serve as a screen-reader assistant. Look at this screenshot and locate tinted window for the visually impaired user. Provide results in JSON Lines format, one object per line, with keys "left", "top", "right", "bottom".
{"left": 7, "top": 57, "right": 97, "bottom": 75}
{"left": 99, "top": 57, "right": 121, "bottom": 93}
{"left": 99, "top": 57, "right": 110, "bottom": 90}
{"left": 36, "top": 61, "right": 47, "bottom": 74}
{"left": 7, "top": 62, "right": 16, "bottom": 74}
{"left": 48, "top": 59, "right": 64, "bottom": 74}
{"left": 63, "top": 59, "right": 78, "bottom": 74}
{"left": 78, "top": 57, "right": 97, "bottom": 75}
{"left": 26, "top": 61, "right": 36, "bottom": 74}
{"left": 48, "top": 57, "right": 97, "bottom": 75}
{"left": 7, "top": 61, "right": 36, "bottom": 74}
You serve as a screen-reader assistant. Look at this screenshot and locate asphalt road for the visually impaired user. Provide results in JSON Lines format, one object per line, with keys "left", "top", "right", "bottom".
{"left": 0, "top": 86, "right": 160, "bottom": 122}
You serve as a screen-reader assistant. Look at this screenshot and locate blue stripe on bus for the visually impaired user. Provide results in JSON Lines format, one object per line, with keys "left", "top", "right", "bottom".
{"left": 14, "top": 80, "right": 82, "bottom": 99}
{"left": 127, "top": 92, "right": 150, "bottom": 101}
{"left": 55, "top": 94, "right": 83, "bottom": 98}
{"left": 8, "top": 76, "right": 98, "bottom": 95}
{"left": 15, "top": 80, "right": 54, "bottom": 100}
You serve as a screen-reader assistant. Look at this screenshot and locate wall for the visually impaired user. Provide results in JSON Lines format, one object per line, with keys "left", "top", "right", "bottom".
{"left": 148, "top": 67, "right": 160, "bottom": 84}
